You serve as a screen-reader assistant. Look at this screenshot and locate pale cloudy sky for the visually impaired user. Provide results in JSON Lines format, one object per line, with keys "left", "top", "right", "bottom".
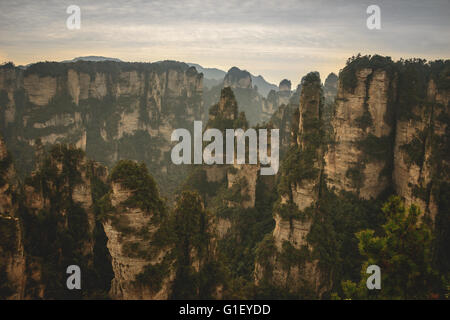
{"left": 0, "top": 0, "right": 449, "bottom": 85}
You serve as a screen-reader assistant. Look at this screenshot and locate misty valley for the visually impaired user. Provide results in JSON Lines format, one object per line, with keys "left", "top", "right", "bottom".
{"left": 0, "top": 55, "right": 449, "bottom": 300}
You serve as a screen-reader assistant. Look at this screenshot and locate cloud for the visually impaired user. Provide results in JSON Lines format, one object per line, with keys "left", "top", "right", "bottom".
{"left": 0, "top": 0, "right": 449, "bottom": 83}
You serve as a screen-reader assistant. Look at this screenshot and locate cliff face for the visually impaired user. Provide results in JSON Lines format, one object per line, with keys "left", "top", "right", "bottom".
{"left": 323, "top": 73, "right": 338, "bottom": 105}
{"left": 324, "top": 67, "right": 394, "bottom": 199}
{"left": 0, "top": 61, "right": 203, "bottom": 196}
{"left": 204, "top": 87, "right": 258, "bottom": 221}
{"left": 393, "top": 78, "right": 450, "bottom": 219}
{"left": 222, "top": 67, "right": 266, "bottom": 125}
{"left": 20, "top": 144, "right": 112, "bottom": 299}
{"left": 204, "top": 67, "right": 278, "bottom": 126}
{"left": 263, "top": 90, "right": 279, "bottom": 119}
{"left": 208, "top": 87, "right": 239, "bottom": 125}
{"left": 255, "top": 72, "right": 327, "bottom": 296}
{"left": 104, "top": 181, "right": 174, "bottom": 299}
{"left": 293, "top": 72, "right": 324, "bottom": 209}
{"left": 0, "top": 141, "right": 222, "bottom": 300}
{"left": 255, "top": 58, "right": 449, "bottom": 298}
{"left": 227, "top": 164, "right": 259, "bottom": 209}
{"left": 0, "top": 136, "right": 26, "bottom": 299}
{"left": 263, "top": 73, "right": 337, "bottom": 154}
{"left": 267, "top": 103, "right": 296, "bottom": 155}
{"left": 324, "top": 57, "right": 450, "bottom": 219}
{"left": 223, "top": 67, "right": 252, "bottom": 89}
{"left": 262, "top": 77, "right": 306, "bottom": 123}
{"left": 277, "top": 79, "right": 292, "bottom": 106}
{"left": 0, "top": 56, "right": 448, "bottom": 300}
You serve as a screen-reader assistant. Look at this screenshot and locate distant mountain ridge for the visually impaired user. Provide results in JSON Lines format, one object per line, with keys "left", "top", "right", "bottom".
{"left": 19, "top": 57, "right": 279, "bottom": 98}
{"left": 61, "top": 56, "right": 123, "bottom": 63}
{"left": 251, "top": 74, "right": 279, "bottom": 97}
{"left": 16, "top": 58, "right": 279, "bottom": 97}
{"left": 16, "top": 56, "right": 123, "bottom": 69}
{"left": 188, "top": 63, "right": 278, "bottom": 97}
{"left": 187, "top": 63, "right": 226, "bottom": 81}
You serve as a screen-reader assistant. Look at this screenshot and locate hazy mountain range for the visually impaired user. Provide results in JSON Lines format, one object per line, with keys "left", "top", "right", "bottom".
{"left": 188, "top": 62, "right": 278, "bottom": 96}
{"left": 19, "top": 56, "right": 279, "bottom": 98}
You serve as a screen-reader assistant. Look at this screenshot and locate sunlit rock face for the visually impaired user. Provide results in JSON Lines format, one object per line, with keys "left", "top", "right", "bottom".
{"left": 324, "top": 68, "right": 394, "bottom": 199}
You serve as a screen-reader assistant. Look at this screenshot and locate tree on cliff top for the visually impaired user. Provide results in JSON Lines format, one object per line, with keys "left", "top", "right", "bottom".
{"left": 110, "top": 160, "right": 165, "bottom": 216}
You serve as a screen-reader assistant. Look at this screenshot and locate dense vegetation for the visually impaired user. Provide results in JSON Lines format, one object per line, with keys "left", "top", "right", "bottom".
{"left": 0, "top": 150, "right": 12, "bottom": 187}
{"left": 207, "top": 87, "right": 240, "bottom": 131}
{"left": 19, "top": 144, "right": 113, "bottom": 299}
{"left": 21, "top": 60, "right": 193, "bottom": 78}
{"left": 0, "top": 56, "right": 448, "bottom": 300}
{"left": 0, "top": 217, "right": 18, "bottom": 298}
{"left": 340, "top": 54, "right": 450, "bottom": 121}
{"left": 278, "top": 71, "right": 326, "bottom": 197}
{"left": 0, "top": 61, "right": 202, "bottom": 200}
{"left": 110, "top": 160, "right": 164, "bottom": 215}
{"left": 254, "top": 57, "right": 450, "bottom": 299}
{"left": 338, "top": 196, "right": 441, "bottom": 299}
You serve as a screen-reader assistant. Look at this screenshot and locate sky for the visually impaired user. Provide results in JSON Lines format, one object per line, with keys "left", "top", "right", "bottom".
{"left": 0, "top": 0, "right": 449, "bottom": 85}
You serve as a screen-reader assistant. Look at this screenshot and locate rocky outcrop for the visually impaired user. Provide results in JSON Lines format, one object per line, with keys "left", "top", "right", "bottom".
{"left": 261, "top": 80, "right": 295, "bottom": 122}
{"left": 323, "top": 57, "right": 449, "bottom": 219}
{"left": 103, "top": 182, "right": 174, "bottom": 299}
{"left": 262, "top": 90, "right": 279, "bottom": 119}
{"left": 251, "top": 74, "right": 278, "bottom": 97}
{"left": 102, "top": 161, "right": 174, "bottom": 299}
{"left": 223, "top": 67, "right": 252, "bottom": 89}
{"left": 294, "top": 72, "right": 324, "bottom": 209}
{"left": 255, "top": 212, "right": 321, "bottom": 293}
{"left": 279, "top": 79, "right": 292, "bottom": 92}
{"left": 0, "top": 136, "right": 26, "bottom": 300}
{"left": 278, "top": 79, "right": 292, "bottom": 106}
{"left": 256, "top": 57, "right": 450, "bottom": 298}
{"left": 255, "top": 72, "right": 327, "bottom": 296}
{"left": 266, "top": 103, "right": 297, "bottom": 156}
{"left": 393, "top": 78, "right": 450, "bottom": 220}
{"left": 204, "top": 67, "right": 277, "bottom": 126}
{"left": 0, "top": 61, "right": 203, "bottom": 197}
{"left": 206, "top": 87, "right": 259, "bottom": 210}
{"left": 11, "top": 144, "right": 114, "bottom": 299}
{"left": 325, "top": 67, "right": 394, "bottom": 199}
{"left": 323, "top": 73, "right": 338, "bottom": 105}
{"left": 227, "top": 164, "right": 259, "bottom": 209}
{"left": 208, "top": 87, "right": 239, "bottom": 124}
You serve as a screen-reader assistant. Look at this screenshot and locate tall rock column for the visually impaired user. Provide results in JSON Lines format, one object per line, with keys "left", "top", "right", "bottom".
{"left": 255, "top": 72, "right": 326, "bottom": 297}
{"left": 394, "top": 75, "right": 450, "bottom": 220}
{"left": 0, "top": 136, "right": 26, "bottom": 299}
{"left": 103, "top": 160, "right": 174, "bottom": 299}
{"left": 324, "top": 63, "right": 395, "bottom": 199}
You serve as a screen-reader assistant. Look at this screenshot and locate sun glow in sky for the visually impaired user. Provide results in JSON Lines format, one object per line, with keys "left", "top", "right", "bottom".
{"left": 1, "top": 0, "right": 449, "bottom": 85}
